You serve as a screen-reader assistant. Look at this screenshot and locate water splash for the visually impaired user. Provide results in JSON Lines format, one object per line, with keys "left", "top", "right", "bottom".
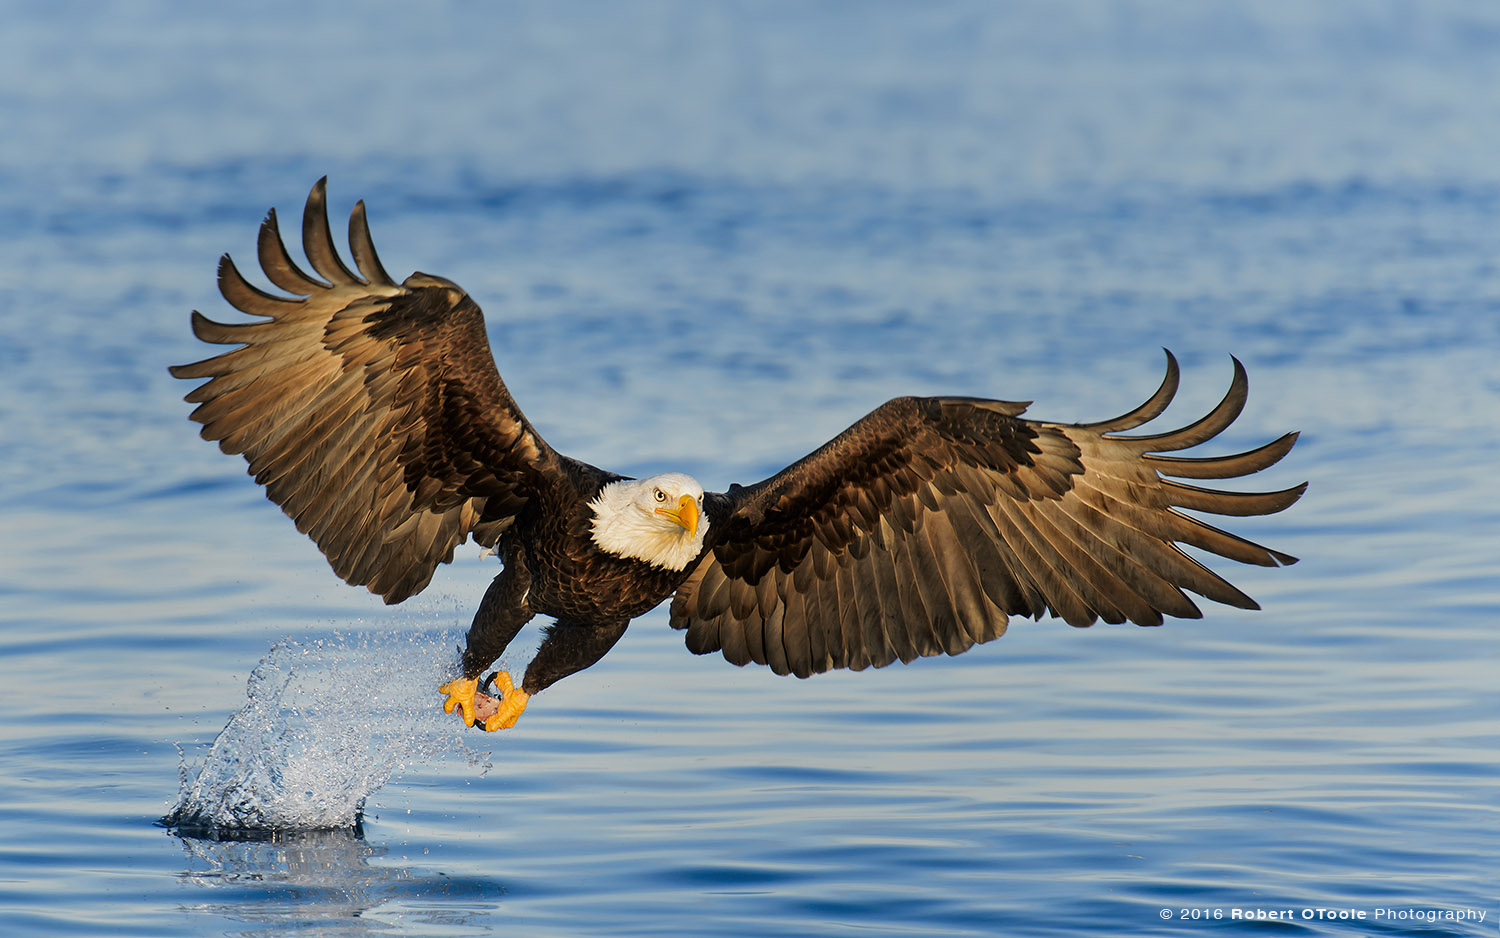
{"left": 165, "top": 628, "right": 493, "bottom": 836}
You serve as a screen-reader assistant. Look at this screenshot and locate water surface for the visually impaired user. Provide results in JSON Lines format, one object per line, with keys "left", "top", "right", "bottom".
{"left": 0, "top": 2, "right": 1496, "bottom": 935}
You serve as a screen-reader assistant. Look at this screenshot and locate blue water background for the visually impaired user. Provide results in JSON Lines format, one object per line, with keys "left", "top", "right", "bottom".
{"left": 0, "top": 2, "right": 1496, "bottom": 935}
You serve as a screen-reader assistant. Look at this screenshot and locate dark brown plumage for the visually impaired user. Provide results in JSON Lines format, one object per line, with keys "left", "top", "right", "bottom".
{"left": 171, "top": 178, "right": 1305, "bottom": 730}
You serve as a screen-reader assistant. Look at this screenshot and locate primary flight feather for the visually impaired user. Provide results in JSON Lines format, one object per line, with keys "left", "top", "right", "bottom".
{"left": 171, "top": 178, "right": 1305, "bottom": 731}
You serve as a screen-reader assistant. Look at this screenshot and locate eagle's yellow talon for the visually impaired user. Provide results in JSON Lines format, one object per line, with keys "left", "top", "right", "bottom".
{"left": 481, "top": 683, "right": 531, "bottom": 731}
{"left": 440, "top": 672, "right": 530, "bottom": 731}
{"left": 438, "top": 676, "right": 479, "bottom": 727}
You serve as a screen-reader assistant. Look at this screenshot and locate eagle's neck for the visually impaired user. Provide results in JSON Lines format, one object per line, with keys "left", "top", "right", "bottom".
{"left": 588, "top": 479, "right": 707, "bottom": 571}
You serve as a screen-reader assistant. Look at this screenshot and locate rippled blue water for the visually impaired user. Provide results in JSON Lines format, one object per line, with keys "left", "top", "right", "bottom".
{"left": 1, "top": 2, "right": 1497, "bottom": 935}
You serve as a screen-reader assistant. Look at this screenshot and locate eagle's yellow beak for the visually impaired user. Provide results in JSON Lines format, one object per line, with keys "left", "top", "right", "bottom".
{"left": 656, "top": 493, "right": 700, "bottom": 537}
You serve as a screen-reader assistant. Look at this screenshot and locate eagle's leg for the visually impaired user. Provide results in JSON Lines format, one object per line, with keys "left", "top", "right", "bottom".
{"left": 439, "top": 557, "right": 533, "bottom": 728}
{"left": 448, "top": 620, "right": 629, "bottom": 731}
{"left": 520, "top": 619, "right": 630, "bottom": 693}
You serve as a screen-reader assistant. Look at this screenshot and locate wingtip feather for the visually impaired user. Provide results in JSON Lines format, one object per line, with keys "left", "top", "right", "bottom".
{"left": 302, "top": 177, "right": 362, "bottom": 286}
{"left": 349, "top": 199, "right": 396, "bottom": 286}
{"left": 1083, "top": 349, "right": 1181, "bottom": 432}
{"left": 258, "top": 205, "right": 324, "bottom": 294}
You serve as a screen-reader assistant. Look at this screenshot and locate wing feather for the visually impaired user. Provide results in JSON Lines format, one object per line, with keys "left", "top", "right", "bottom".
{"left": 780, "top": 576, "right": 813, "bottom": 678}
{"left": 763, "top": 595, "right": 790, "bottom": 675}
{"left": 990, "top": 495, "right": 1095, "bottom": 626}
{"left": 868, "top": 524, "right": 917, "bottom": 663}
{"left": 671, "top": 354, "right": 1303, "bottom": 674}
{"left": 1103, "top": 357, "right": 1248, "bottom": 452}
{"left": 170, "top": 178, "right": 562, "bottom": 603}
{"left": 301, "top": 179, "right": 363, "bottom": 286}
{"left": 1013, "top": 498, "right": 1130, "bottom": 624}
{"left": 1147, "top": 432, "right": 1298, "bottom": 479}
{"left": 799, "top": 562, "right": 835, "bottom": 674}
{"left": 886, "top": 521, "right": 936, "bottom": 652}
{"left": 348, "top": 200, "right": 396, "bottom": 286}
{"left": 257, "top": 207, "right": 326, "bottom": 294}
{"left": 941, "top": 496, "right": 1027, "bottom": 636}
{"left": 836, "top": 556, "right": 875, "bottom": 671}
{"left": 916, "top": 511, "right": 987, "bottom": 654}
{"left": 823, "top": 561, "right": 852, "bottom": 670}
{"left": 1086, "top": 350, "right": 1181, "bottom": 432}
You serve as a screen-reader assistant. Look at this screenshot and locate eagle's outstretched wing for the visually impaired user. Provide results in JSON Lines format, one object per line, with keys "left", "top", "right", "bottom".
{"left": 672, "top": 353, "right": 1304, "bottom": 677}
{"left": 170, "top": 178, "right": 560, "bottom": 603}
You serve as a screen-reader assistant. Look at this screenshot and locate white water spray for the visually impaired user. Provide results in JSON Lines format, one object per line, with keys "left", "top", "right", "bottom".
{"left": 166, "top": 629, "right": 493, "bottom": 834}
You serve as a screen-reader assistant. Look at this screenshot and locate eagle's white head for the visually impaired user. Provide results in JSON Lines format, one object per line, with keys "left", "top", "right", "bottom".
{"left": 588, "top": 472, "right": 708, "bottom": 571}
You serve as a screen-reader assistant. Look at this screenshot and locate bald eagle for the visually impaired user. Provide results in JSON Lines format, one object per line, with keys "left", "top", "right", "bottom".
{"left": 170, "top": 179, "right": 1304, "bottom": 732}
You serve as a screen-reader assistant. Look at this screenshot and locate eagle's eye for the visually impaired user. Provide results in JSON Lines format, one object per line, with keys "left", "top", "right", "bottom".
{"left": 653, "top": 488, "right": 666, "bottom": 502}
